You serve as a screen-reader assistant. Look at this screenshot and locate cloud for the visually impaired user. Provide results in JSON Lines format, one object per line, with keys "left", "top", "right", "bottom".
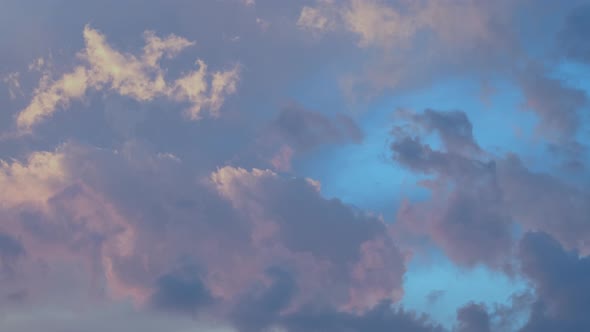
{"left": 149, "top": 266, "right": 214, "bottom": 314}
{"left": 395, "top": 108, "right": 482, "bottom": 154}
{"left": 0, "top": 142, "right": 409, "bottom": 329}
{"left": 391, "top": 110, "right": 514, "bottom": 268}
{"left": 426, "top": 290, "right": 445, "bottom": 305}
{"left": 497, "top": 155, "right": 590, "bottom": 255}
{"left": 297, "top": 1, "right": 338, "bottom": 33}
{"left": 558, "top": 3, "right": 590, "bottom": 64}
{"left": 455, "top": 303, "right": 492, "bottom": 332}
{"left": 298, "top": 0, "right": 513, "bottom": 49}
{"left": 391, "top": 108, "right": 590, "bottom": 271}
{"left": 17, "top": 67, "right": 89, "bottom": 132}
{"left": 238, "top": 103, "right": 364, "bottom": 171}
{"left": 0, "top": 150, "right": 67, "bottom": 209}
{"left": 280, "top": 301, "right": 444, "bottom": 332}
{"left": 518, "top": 65, "right": 587, "bottom": 141}
{"left": 273, "top": 103, "right": 363, "bottom": 150}
{"left": 211, "top": 165, "right": 406, "bottom": 310}
{"left": 0, "top": 302, "right": 237, "bottom": 332}
{"left": 16, "top": 25, "right": 239, "bottom": 131}
{"left": 517, "top": 232, "right": 590, "bottom": 331}
{"left": 297, "top": 0, "right": 522, "bottom": 98}
{"left": 0, "top": 232, "right": 25, "bottom": 273}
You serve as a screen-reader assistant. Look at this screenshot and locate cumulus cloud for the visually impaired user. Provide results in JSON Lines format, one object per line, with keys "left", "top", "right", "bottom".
{"left": 0, "top": 142, "right": 410, "bottom": 330}
{"left": 211, "top": 165, "right": 406, "bottom": 310}
{"left": 16, "top": 25, "right": 239, "bottom": 131}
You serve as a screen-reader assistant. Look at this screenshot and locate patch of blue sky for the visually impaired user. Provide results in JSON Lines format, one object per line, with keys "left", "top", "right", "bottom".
{"left": 289, "top": 70, "right": 431, "bottom": 220}
{"left": 291, "top": 77, "right": 536, "bottom": 329}
{"left": 400, "top": 251, "right": 529, "bottom": 329}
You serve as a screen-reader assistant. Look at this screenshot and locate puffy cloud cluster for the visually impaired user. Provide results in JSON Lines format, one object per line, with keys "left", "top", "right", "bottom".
{"left": 0, "top": 142, "right": 416, "bottom": 330}
{"left": 17, "top": 26, "right": 239, "bottom": 131}
{"left": 391, "top": 108, "right": 590, "bottom": 271}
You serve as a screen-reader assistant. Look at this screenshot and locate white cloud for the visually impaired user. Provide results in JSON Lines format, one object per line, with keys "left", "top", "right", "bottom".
{"left": 16, "top": 26, "right": 240, "bottom": 131}
{"left": 0, "top": 150, "right": 67, "bottom": 209}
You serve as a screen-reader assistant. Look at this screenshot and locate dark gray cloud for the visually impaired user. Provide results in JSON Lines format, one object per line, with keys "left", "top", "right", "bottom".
{"left": 230, "top": 267, "right": 297, "bottom": 332}
{"left": 273, "top": 104, "right": 363, "bottom": 151}
{"left": 0, "top": 232, "right": 25, "bottom": 274}
{"left": 0, "top": 232, "right": 25, "bottom": 276}
{"left": 558, "top": 4, "right": 590, "bottom": 64}
{"left": 518, "top": 232, "right": 590, "bottom": 332}
{"left": 396, "top": 109, "right": 481, "bottom": 154}
{"left": 455, "top": 303, "right": 492, "bottom": 332}
{"left": 280, "top": 302, "right": 445, "bottom": 332}
{"left": 0, "top": 232, "right": 24, "bottom": 259}
{"left": 392, "top": 110, "right": 514, "bottom": 268}
{"left": 390, "top": 136, "right": 493, "bottom": 179}
{"left": 149, "top": 266, "right": 214, "bottom": 314}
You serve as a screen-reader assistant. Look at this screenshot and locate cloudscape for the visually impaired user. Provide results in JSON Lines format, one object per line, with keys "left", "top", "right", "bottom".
{"left": 1, "top": 1, "right": 589, "bottom": 331}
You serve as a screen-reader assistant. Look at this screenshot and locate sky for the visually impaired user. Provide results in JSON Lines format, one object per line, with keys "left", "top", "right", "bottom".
{"left": 0, "top": 0, "right": 589, "bottom": 331}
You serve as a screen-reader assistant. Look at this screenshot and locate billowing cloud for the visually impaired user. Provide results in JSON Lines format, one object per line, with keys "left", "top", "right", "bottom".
{"left": 0, "top": 142, "right": 409, "bottom": 330}
{"left": 16, "top": 26, "right": 239, "bottom": 131}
